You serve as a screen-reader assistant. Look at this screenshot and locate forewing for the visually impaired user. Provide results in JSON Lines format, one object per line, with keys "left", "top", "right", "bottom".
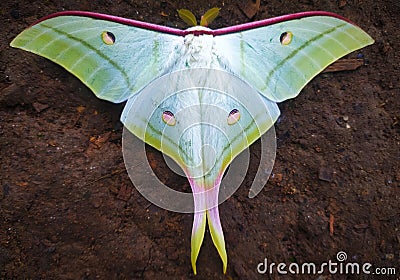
{"left": 214, "top": 15, "right": 374, "bottom": 102}
{"left": 10, "top": 15, "right": 183, "bottom": 103}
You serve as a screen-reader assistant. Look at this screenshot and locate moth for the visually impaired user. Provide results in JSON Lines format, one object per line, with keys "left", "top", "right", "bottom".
{"left": 10, "top": 10, "right": 373, "bottom": 274}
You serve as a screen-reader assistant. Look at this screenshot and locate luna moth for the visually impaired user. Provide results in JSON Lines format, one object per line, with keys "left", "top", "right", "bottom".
{"left": 10, "top": 9, "right": 374, "bottom": 274}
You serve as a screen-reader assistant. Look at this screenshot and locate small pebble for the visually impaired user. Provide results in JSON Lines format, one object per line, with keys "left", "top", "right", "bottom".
{"left": 357, "top": 53, "right": 365, "bottom": 59}
{"left": 10, "top": 9, "right": 20, "bottom": 19}
{"left": 270, "top": 173, "right": 283, "bottom": 183}
{"left": 32, "top": 102, "right": 49, "bottom": 113}
{"left": 2, "top": 184, "right": 10, "bottom": 196}
{"left": 319, "top": 167, "right": 334, "bottom": 182}
{"left": 338, "top": 0, "right": 347, "bottom": 8}
{"left": 385, "top": 253, "right": 394, "bottom": 260}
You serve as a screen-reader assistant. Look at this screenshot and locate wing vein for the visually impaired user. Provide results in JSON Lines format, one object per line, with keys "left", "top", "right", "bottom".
{"left": 41, "top": 23, "right": 132, "bottom": 92}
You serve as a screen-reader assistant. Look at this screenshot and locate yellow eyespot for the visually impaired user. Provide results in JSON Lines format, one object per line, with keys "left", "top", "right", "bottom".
{"left": 280, "top": 31, "right": 293, "bottom": 45}
{"left": 101, "top": 31, "right": 115, "bottom": 45}
{"left": 227, "top": 109, "right": 240, "bottom": 125}
{"left": 162, "top": 111, "right": 176, "bottom": 126}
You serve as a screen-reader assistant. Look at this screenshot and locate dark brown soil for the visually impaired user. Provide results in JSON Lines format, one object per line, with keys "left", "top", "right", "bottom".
{"left": 1, "top": 0, "right": 399, "bottom": 279}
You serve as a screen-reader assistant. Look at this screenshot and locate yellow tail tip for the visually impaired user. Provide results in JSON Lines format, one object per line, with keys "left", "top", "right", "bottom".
{"left": 192, "top": 262, "right": 197, "bottom": 275}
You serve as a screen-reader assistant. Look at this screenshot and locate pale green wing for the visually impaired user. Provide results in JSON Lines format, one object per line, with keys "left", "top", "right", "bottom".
{"left": 121, "top": 68, "right": 280, "bottom": 174}
{"left": 214, "top": 15, "right": 374, "bottom": 102}
{"left": 10, "top": 15, "right": 183, "bottom": 103}
{"left": 121, "top": 68, "right": 280, "bottom": 274}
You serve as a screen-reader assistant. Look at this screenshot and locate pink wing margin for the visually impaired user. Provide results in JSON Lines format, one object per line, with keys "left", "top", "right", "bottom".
{"left": 31, "top": 10, "right": 354, "bottom": 36}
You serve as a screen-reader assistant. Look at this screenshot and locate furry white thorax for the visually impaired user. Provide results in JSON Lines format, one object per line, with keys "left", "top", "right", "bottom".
{"left": 182, "top": 26, "right": 220, "bottom": 69}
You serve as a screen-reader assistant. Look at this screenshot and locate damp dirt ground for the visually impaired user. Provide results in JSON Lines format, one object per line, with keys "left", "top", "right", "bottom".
{"left": 0, "top": 0, "right": 399, "bottom": 279}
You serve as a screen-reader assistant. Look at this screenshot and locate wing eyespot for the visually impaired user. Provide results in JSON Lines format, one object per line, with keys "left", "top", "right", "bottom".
{"left": 101, "top": 31, "right": 116, "bottom": 45}
{"left": 279, "top": 31, "right": 293, "bottom": 45}
{"left": 227, "top": 109, "right": 240, "bottom": 125}
{"left": 162, "top": 111, "right": 176, "bottom": 126}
